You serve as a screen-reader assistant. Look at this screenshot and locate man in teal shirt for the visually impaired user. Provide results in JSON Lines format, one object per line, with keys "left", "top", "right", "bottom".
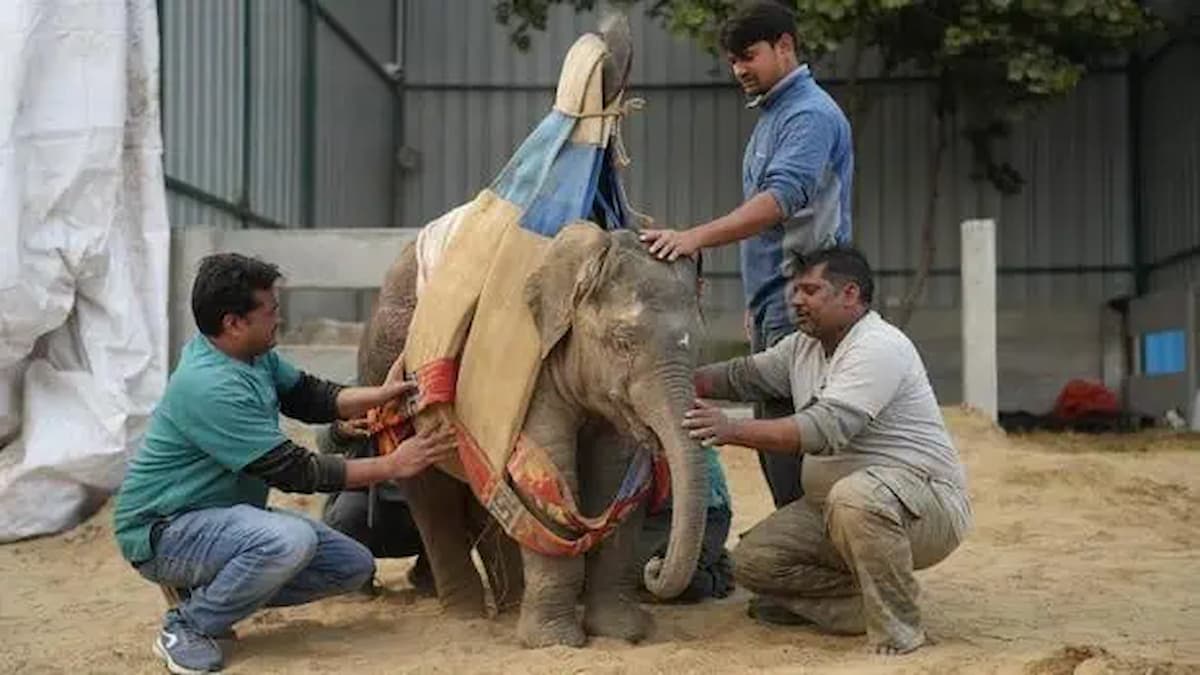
{"left": 113, "top": 252, "right": 456, "bottom": 674}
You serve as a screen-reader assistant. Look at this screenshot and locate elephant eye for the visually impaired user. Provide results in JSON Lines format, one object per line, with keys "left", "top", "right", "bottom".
{"left": 607, "top": 324, "right": 639, "bottom": 351}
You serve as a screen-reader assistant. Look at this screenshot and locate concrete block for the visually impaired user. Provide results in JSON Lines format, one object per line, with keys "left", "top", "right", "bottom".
{"left": 961, "top": 219, "right": 998, "bottom": 421}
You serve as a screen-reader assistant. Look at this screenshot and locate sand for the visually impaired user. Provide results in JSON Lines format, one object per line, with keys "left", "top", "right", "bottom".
{"left": 2, "top": 407, "right": 1199, "bottom": 674}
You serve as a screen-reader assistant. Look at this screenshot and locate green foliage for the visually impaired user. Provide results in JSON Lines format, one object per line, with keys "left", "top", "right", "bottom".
{"left": 494, "top": 0, "right": 1158, "bottom": 194}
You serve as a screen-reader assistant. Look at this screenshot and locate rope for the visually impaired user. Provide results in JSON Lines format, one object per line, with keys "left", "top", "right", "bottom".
{"left": 555, "top": 96, "right": 645, "bottom": 168}
{"left": 555, "top": 95, "right": 656, "bottom": 228}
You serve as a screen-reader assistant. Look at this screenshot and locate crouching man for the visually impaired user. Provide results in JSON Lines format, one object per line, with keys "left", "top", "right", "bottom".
{"left": 112, "top": 253, "right": 456, "bottom": 674}
{"left": 684, "top": 246, "right": 972, "bottom": 654}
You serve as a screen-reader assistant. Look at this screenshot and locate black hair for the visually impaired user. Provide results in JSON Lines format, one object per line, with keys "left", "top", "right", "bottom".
{"left": 719, "top": 1, "right": 798, "bottom": 57}
{"left": 191, "top": 253, "right": 282, "bottom": 336}
{"left": 788, "top": 246, "right": 875, "bottom": 305}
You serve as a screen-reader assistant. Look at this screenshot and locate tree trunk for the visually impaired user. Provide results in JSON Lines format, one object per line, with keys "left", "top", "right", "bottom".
{"left": 894, "top": 107, "right": 949, "bottom": 329}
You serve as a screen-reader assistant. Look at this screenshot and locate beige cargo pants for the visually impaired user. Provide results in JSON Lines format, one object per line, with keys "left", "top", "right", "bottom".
{"left": 733, "top": 466, "right": 972, "bottom": 652}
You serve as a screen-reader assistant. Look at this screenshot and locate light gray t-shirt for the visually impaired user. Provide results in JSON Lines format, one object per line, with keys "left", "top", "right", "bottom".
{"left": 715, "top": 311, "right": 967, "bottom": 504}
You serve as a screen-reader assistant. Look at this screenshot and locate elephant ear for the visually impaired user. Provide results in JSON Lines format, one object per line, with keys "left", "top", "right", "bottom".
{"left": 525, "top": 222, "right": 613, "bottom": 360}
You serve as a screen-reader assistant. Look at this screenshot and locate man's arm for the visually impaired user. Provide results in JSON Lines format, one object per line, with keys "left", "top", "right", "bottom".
{"left": 244, "top": 426, "right": 457, "bottom": 493}
{"left": 684, "top": 402, "right": 803, "bottom": 453}
{"left": 278, "top": 372, "right": 415, "bottom": 424}
{"left": 694, "top": 335, "right": 796, "bottom": 402}
{"left": 641, "top": 110, "right": 836, "bottom": 261}
{"left": 333, "top": 380, "right": 414, "bottom": 420}
{"left": 641, "top": 192, "right": 782, "bottom": 261}
{"left": 683, "top": 398, "right": 870, "bottom": 456}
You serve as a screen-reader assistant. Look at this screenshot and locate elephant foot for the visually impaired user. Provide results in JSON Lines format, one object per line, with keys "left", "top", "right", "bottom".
{"left": 583, "top": 598, "right": 651, "bottom": 643}
{"left": 439, "top": 594, "right": 487, "bottom": 619}
{"left": 493, "top": 593, "right": 522, "bottom": 616}
{"left": 517, "top": 606, "right": 585, "bottom": 648}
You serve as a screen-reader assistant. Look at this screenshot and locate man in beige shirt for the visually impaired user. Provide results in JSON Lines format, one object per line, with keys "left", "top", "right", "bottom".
{"left": 685, "top": 246, "right": 972, "bottom": 654}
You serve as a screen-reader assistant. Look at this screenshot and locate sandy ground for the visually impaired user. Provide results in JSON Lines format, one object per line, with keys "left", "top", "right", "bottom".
{"left": 2, "top": 407, "right": 1199, "bottom": 674}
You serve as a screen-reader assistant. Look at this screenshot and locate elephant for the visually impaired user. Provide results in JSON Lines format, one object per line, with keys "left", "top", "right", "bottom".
{"left": 345, "top": 222, "right": 710, "bottom": 648}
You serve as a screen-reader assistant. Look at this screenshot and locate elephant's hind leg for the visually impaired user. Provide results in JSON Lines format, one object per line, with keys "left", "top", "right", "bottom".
{"left": 466, "top": 499, "right": 525, "bottom": 615}
{"left": 404, "top": 468, "right": 487, "bottom": 617}
{"left": 582, "top": 504, "right": 651, "bottom": 642}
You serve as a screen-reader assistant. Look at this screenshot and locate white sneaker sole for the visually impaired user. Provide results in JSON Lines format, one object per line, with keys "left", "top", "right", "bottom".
{"left": 153, "top": 638, "right": 219, "bottom": 674}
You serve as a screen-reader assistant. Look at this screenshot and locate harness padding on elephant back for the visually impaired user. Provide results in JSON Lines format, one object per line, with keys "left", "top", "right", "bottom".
{"left": 379, "top": 27, "right": 659, "bottom": 556}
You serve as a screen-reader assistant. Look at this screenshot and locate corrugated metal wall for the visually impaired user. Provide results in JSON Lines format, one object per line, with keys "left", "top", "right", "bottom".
{"left": 398, "top": 0, "right": 1135, "bottom": 335}
{"left": 162, "top": 0, "right": 397, "bottom": 230}
{"left": 162, "top": 1, "right": 244, "bottom": 230}
{"left": 1141, "top": 41, "right": 1200, "bottom": 291}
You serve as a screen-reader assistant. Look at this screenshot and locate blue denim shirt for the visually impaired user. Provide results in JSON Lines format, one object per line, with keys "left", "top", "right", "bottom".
{"left": 740, "top": 65, "right": 854, "bottom": 334}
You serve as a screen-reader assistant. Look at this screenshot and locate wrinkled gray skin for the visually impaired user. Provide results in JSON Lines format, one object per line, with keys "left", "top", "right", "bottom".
{"left": 346, "top": 224, "right": 708, "bottom": 648}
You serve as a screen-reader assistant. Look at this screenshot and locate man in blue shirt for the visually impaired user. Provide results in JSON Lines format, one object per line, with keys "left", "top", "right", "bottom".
{"left": 641, "top": 1, "right": 854, "bottom": 508}
{"left": 113, "top": 253, "right": 456, "bottom": 674}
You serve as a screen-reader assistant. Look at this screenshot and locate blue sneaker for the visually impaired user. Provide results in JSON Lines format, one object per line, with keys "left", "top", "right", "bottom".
{"left": 153, "top": 620, "right": 224, "bottom": 674}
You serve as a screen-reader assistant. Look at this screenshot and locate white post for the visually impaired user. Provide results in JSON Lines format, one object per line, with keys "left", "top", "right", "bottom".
{"left": 961, "top": 219, "right": 998, "bottom": 421}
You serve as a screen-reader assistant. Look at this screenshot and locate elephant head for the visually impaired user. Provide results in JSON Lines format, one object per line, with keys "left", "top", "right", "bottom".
{"left": 525, "top": 222, "right": 707, "bottom": 600}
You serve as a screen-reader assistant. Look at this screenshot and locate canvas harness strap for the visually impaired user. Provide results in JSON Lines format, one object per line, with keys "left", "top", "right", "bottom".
{"left": 365, "top": 359, "right": 669, "bottom": 557}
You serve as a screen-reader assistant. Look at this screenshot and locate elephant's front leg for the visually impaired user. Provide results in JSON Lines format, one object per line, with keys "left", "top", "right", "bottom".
{"left": 580, "top": 423, "right": 651, "bottom": 642}
{"left": 517, "top": 547, "right": 586, "bottom": 647}
{"left": 516, "top": 379, "right": 587, "bottom": 648}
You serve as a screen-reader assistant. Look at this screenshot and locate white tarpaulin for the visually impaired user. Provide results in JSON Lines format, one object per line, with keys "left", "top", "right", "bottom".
{"left": 0, "top": 0, "right": 169, "bottom": 541}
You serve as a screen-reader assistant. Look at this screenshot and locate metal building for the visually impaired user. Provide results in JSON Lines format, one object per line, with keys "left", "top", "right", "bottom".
{"left": 159, "top": 1, "right": 1200, "bottom": 414}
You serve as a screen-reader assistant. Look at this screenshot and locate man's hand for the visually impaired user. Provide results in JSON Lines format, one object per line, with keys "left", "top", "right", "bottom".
{"left": 384, "top": 351, "right": 406, "bottom": 386}
{"left": 640, "top": 228, "right": 701, "bottom": 261}
{"left": 335, "top": 375, "right": 419, "bottom": 420}
{"left": 332, "top": 417, "right": 372, "bottom": 440}
{"left": 385, "top": 426, "right": 458, "bottom": 479}
{"left": 378, "top": 378, "right": 418, "bottom": 405}
{"left": 683, "top": 399, "right": 739, "bottom": 447}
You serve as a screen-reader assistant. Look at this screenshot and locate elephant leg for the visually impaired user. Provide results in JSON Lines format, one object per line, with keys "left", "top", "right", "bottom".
{"left": 583, "top": 504, "right": 649, "bottom": 641}
{"left": 466, "top": 498, "right": 525, "bottom": 615}
{"left": 579, "top": 423, "right": 651, "bottom": 642}
{"left": 516, "top": 372, "right": 587, "bottom": 647}
{"left": 402, "top": 468, "right": 486, "bottom": 617}
{"left": 516, "top": 547, "right": 586, "bottom": 648}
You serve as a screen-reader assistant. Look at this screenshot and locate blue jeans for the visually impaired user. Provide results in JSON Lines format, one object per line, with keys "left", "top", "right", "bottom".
{"left": 751, "top": 319, "right": 804, "bottom": 508}
{"left": 135, "top": 504, "right": 375, "bottom": 636}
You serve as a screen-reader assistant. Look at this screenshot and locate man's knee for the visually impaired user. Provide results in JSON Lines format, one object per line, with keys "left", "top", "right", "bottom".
{"left": 250, "top": 509, "right": 321, "bottom": 574}
{"left": 825, "top": 472, "right": 904, "bottom": 559}
{"left": 731, "top": 522, "right": 782, "bottom": 591}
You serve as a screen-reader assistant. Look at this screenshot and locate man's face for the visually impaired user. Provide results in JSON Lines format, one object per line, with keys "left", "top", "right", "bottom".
{"left": 224, "top": 287, "right": 281, "bottom": 355}
{"left": 788, "top": 264, "right": 859, "bottom": 338}
{"left": 726, "top": 36, "right": 794, "bottom": 96}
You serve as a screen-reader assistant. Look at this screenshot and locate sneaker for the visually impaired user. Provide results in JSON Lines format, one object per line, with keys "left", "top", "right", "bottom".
{"left": 153, "top": 621, "right": 224, "bottom": 674}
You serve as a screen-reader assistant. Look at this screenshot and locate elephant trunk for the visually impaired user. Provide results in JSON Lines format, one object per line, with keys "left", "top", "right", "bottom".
{"left": 638, "top": 371, "right": 708, "bottom": 600}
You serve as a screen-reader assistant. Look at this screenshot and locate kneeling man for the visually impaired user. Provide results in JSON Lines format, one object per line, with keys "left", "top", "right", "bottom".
{"left": 685, "top": 246, "right": 972, "bottom": 654}
{"left": 113, "top": 253, "right": 456, "bottom": 674}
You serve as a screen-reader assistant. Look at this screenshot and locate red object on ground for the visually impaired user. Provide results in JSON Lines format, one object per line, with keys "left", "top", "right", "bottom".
{"left": 1052, "top": 379, "right": 1120, "bottom": 420}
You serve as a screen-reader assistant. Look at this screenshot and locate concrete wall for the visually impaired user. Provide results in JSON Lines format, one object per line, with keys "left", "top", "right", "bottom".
{"left": 169, "top": 227, "right": 417, "bottom": 369}
{"left": 895, "top": 306, "right": 1124, "bottom": 414}
{"left": 168, "top": 226, "right": 1122, "bottom": 412}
